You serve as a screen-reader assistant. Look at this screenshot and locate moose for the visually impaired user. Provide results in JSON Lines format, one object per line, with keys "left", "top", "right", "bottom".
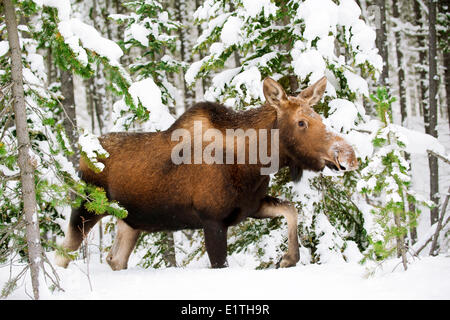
{"left": 55, "top": 76, "right": 358, "bottom": 270}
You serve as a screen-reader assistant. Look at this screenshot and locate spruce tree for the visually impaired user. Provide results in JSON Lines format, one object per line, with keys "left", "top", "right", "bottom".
{"left": 0, "top": 0, "right": 133, "bottom": 297}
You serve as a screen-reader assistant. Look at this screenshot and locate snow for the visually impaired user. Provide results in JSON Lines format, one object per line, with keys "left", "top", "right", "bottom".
{"left": 344, "top": 70, "right": 369, "bottom": 97}
{"left": 242, "top": 0, "right": 277, "bottom": 19}
{"left": 209, "top": 42, "right": 225, "bottom": 56}
{"left": 2, "top": 253, "right": 449, "bottom": 299}
{"left": 0, "top": 41, "right": 9, "bottom": 57}
{"left": 297, "top": 0, "right": 338, "bottom": 44}
{"left": 337, "top": 0, "right": 361, "bottom": 28}
{"left": 78, "top": 131, "right": 109, "bottom": 172}
{"left": 325, "top": 99, "right": 359, "bottom": 133}
{"left": 185, "top": 59, "right": 205, "bottom": 85}
{"left": 345, "top": 129, "right": 374, "bottom": 160}
{"left": 230, "top": 66, "right": 263, "bottom": 104}
{"left": 128, "top": 23, "right": 150, "bottom": 47}
{"left": 316, "top": 36, "right": 335, "bottom": 59}
{"left": 350, "top": 19, "right": 378, "bottom": 52}
{"left": 206, "top": 67, "right": 241, "bottom": 98}
{"left": 128, "top": 78, "right": 175, "bottom": 131}
{"left": 196, "top": 13, "right": 230, "bottom": 46}
{"left": 388, "top": 123, "right": 447, "bottom": 156}
{"left": 58, "top": 19, "right": 123, "bottom": 65}
{"left": 41, "top": 0, "right": 71, "bottom": 21}
{"left": 220, "top": 16, "right": 243, "bottom": 46}
{"left": 408, "top": 118, "right": 450, "bottom": 244}
{"left": 291, "top": 49, "right": 326, "bottom": 83}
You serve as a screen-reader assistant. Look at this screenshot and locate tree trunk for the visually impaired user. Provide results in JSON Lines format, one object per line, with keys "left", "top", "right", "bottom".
{"left": 394, "top": 210, "right": 408, "bottom": 270}
{"left": 444, "top": 51, "right": 450, "bottom": 130}
{"left": 440, "top": 0, "right": 450, "bottom": 129}
{"left": 428, "top": 0, "right": 440, "bottom": 226}
{"left": 392, "top": 0, "right": 417, "bottom": 244}
{"left": 414, "top": 0, "right": 428, "bottom": 119}
{"left": 60, "top": 69, "right": 79, "bottom": 168}
{"left": 3, "top": 0, "right": 43, "bottom": 300}
{"left": 375, "top": 0, "right": 389, "bottom": 86}
{"left": 392, "top": 0, "right": 407, "bottom": 125}
{"left": 162, "top": 232, "right": 177, "bottom": 267}
{"left": 174, "top": 0, "right": 190, "bottom": 110}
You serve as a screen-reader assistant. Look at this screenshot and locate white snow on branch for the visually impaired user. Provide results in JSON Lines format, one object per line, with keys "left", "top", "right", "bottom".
{"left": 39, "top": 0, "right": 71, "bottom": 21}
{"left": 58, "top": 19, "right": 123, "bottom": 65}
{"left": 242, "top": 0, "right": 277, "bottom": 19}
{"left": 291, "top": 49, "right": 326, "bottom": 82}
{"left": 344, "top": 70, "right": 369, "bottom": 97}
{"left": 0, "top": 41, "right": 9, "bottom": 57}
{"left": 297, "top": 0, "right": 338, "bottom": 44}
{"left": 388, "top": 124, "right": 447, "bottom": 156}
{"left": 325, "top": 99, "right": 359, "bottom": 134}
{"left": 128, "top": 78, "right": 175, "bottom": 131}
{"left": 78, "top": 131, "right": 109, "bottom": 172}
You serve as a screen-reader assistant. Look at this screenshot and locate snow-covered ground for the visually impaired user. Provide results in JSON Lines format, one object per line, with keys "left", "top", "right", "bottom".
{"left": 1, "top": 252, "right": 449, "bottom": 300}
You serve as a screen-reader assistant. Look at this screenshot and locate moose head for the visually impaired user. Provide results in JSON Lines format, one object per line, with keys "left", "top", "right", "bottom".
{"left": 263, "top": 76, "right": 358, "bottom": 181}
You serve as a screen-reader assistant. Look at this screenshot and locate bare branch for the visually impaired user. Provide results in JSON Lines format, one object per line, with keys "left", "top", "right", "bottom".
{"left": 427, "top": 149, "right": 450, "bottom": 166}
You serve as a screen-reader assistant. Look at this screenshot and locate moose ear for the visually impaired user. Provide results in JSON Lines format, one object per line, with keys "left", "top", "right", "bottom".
{"left": 298, "top": 76, "right": 327, "bottom": 106}
{"left": 263, "top": 77, "right": 288, "bottom": 109}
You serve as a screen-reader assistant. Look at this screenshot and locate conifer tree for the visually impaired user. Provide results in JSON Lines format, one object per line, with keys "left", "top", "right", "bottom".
{"left": 357, "top": 87, "right": 433, "bottom": 270}
{"left": 0, "top": 0, "right": 133, "bottom": 297}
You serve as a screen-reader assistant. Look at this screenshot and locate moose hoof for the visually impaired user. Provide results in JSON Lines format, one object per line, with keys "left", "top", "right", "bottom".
{"left": 106, "top": 255, "right": 127, "bottom": 271}
{"left": 277, "top": 254, "right": 299, "bottom": 268}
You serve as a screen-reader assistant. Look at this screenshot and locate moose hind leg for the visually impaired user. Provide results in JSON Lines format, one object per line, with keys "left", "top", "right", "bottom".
{"left": 252, "top": 196, "right": 300, "bottom": 268}
{"left": 106, "top": 219, "right": 140, "bottom": 271}
{"left": 203, "top": 221, "right": 228, "bottom": 268}
{"left": 55, "top": 205, "right": 104, "bottom": 268}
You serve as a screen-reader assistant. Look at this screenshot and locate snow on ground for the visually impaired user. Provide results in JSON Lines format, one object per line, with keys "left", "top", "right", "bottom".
{"left": 1, "top": 253, "right": 449, "bottom": 300}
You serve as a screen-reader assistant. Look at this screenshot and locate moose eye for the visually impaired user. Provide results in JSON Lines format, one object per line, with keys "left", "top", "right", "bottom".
{"left": 298, "top": 120, "right": 307, "bottom": 128}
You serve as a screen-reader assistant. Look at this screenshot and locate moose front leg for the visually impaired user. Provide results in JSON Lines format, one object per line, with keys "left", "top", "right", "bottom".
{"left": 203, "top": 220, "right": 228, "bottom": 268}
{"left": 252, "top": 196, "right": 300, "bottom": 268}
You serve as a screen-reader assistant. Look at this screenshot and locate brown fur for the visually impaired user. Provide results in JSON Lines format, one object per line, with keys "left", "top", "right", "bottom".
{"left": 55, "top": 77, "right": 358, "bottom": 270}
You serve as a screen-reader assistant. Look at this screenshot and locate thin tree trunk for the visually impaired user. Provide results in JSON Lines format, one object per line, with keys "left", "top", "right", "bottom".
{"left": 375, "top": 0, "right": 389, "bottom": 86}
{"left": 162, "top": 232, "right": 177, "bottom": 267}
{"left": 428, "top": 0, "right": 440, "bottom": 226}
{"left": 174, "top": 0, "right": 190, "bottom": 110}
{"left": 414, "top": 0, "right": 428, "bottom": 119}
{"left": 60, "top": 70, "right": 78, "bottom": 168}
{"left": 392, "top": 0, "right": 407, "bottom": 125}
{"left": 392, "top": 0, "right": 417, "bottom": 243}
{"left": 442, "top": 0, "right": 450, "bottom": 128}
{"left": 194, "top": 0, "right": 205, "bottom": 101}
{"left": 444, "top": 51, "right": 450, "bottom": 130}
{"left": 394, "top": 210, "right": 408, "bottom": 270}
{"left": 3, "top": 0, "right": 43, "bottom": 300}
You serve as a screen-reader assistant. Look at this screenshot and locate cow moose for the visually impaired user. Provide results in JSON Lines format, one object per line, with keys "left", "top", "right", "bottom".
{"left": 55, "top": 76, "right": 358, "bottom": 270}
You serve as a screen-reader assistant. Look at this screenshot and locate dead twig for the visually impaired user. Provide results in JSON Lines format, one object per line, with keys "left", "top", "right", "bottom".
{"left": 429, "top": 186, "right": 450, "bottom": 255}
{"left": 427, "top": 149, "right": 450, "bottom": 165}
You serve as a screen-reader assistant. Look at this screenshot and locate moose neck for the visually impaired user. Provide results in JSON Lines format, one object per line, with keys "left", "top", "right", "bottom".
{"left": 237, "top": 104, "right": 297, "bottom": 177}
{"left": 247, "top": 105, "right": 306, "bottom": 182}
